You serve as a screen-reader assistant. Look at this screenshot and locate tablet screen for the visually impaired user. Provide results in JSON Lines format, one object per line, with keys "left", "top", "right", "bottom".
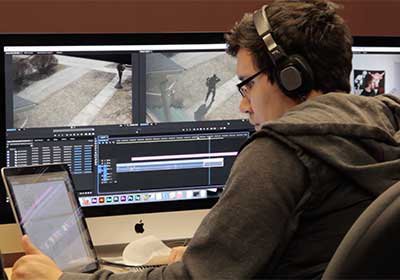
{"left": 3, "top": 165, "right": 98, "bottom": 272}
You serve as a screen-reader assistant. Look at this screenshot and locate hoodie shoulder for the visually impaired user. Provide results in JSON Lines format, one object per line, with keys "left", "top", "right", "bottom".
{"left": 247, "top": 92, "right": 400, "bottom": 196}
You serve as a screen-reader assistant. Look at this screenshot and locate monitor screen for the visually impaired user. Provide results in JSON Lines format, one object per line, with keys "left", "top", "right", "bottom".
{"left": 0, "top": 33, "right": 252, "bottom": 247}
{"left": 351, "top": 36, "right": 400, "bottom": 97}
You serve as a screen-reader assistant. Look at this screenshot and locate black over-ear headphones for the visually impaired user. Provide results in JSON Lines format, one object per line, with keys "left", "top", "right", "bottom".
{"left": 253, "top": 5, "right": 314, "bottom": 98}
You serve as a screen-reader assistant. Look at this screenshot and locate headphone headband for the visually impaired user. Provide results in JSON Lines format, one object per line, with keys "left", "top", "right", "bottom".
{"left": 253, "top": 5, "right": 285, "bottom": 65}
{"left": 253, "top": 4, "right": 314, "bottom": 97}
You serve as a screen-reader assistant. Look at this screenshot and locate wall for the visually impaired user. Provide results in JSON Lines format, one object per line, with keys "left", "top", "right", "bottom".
{"left": 0, "top": 0, "right": 399, "bottom": 35}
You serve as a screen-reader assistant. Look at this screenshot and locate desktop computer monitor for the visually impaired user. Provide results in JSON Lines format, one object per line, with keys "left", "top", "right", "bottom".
{"left": 0, "top": 33, "right": 252, "bottom": 250}
{"left": 351, "top": 36, "right": 400, "bottom": 97}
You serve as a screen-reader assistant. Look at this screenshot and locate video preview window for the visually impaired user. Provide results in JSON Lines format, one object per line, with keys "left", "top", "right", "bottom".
{"left": 352, "top": 53, "right": 400, "bottom": 97}
{"left": 12, "top": 53, "right": 133, "bottom": 128}
{"left": 145, "top": 51, "right": 247, "bottom": 123}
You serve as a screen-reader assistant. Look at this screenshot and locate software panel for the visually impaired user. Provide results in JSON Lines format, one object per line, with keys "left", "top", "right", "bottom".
{"left": 0, "top": 33, "right": 252, "bottom": 249}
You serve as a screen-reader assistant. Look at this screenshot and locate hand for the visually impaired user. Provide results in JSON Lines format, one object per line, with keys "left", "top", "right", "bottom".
{"left": 11, "top": 235, "right": 63, "bottom": 280}
{"left": 168, "top": 246, "right": 187, "bottom": 264}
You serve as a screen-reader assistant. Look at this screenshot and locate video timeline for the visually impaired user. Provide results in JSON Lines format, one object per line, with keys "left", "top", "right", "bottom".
{"left": 95, "top": 131, "right": 248, "bottom": 194}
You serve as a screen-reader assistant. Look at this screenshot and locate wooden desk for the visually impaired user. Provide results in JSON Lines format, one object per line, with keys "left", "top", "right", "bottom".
{"left": 5, "top": 263, "right": 149, "bottom": 278}
{"left": 3, "top": 240, "right": 183, "bottom": 278}
{"left": 5, "top": 267, "right": 11, "bottom": 279}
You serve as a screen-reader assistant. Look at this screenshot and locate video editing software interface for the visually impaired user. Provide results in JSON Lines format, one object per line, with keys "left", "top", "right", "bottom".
{"left": 4, "top": 40, "right": 252, "bottom": 212}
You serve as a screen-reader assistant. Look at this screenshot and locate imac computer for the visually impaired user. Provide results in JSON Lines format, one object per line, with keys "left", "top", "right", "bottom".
{"left": 0, "top": 33, "right": 252, "bottom": 251}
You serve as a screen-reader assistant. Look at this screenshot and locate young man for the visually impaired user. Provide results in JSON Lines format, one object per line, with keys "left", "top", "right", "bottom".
{"left": 11, "top": 0, "right": 400, "bottom": 279}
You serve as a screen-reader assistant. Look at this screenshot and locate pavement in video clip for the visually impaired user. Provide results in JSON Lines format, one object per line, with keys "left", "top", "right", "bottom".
{"left": 13, "top": 53, "right": 246, "bottom": 128}
{"left": 13, "top": 55, "right": 132, "bottom": 128}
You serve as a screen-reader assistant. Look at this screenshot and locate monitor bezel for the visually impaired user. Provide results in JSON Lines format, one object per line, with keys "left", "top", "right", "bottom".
{"left": 352, "top": 36, "right": 400, "bottom": 48}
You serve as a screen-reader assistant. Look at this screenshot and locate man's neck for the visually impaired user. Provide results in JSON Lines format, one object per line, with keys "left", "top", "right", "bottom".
{"left": 307, "top": 90, "right": 323, "bottom": 99}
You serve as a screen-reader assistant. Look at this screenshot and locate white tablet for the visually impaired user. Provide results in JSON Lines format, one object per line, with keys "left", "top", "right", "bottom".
{"left": 1, "top": 164, "right": 99, "bottom": 273}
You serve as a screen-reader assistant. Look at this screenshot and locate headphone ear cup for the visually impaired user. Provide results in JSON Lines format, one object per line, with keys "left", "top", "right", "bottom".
{"left": 276, "top": 55, "right": 314, "bottom": 97}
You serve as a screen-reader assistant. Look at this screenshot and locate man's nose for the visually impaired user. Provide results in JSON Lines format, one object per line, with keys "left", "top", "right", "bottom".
{"left": 239, "top": 96, "right": 251, "bottom": 114}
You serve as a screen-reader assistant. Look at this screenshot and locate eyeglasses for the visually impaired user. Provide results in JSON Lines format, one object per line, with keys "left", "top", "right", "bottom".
{"left": 236, "top": 68, "right": 266, "bottom": 97}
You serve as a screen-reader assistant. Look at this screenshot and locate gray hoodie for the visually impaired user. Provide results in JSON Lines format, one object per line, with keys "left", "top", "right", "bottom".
{"left": 62, "top": 93, "right": 400, "bottom": 280}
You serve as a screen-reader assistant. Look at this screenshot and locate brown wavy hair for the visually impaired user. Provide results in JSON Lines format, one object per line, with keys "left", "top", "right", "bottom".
{"left": 225, "top": 0, "right": 353, "bottom": 94}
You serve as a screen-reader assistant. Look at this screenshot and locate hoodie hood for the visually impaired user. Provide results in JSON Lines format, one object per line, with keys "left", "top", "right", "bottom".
{"left": 250, "top": 93, "right": 400, "bottom": 196}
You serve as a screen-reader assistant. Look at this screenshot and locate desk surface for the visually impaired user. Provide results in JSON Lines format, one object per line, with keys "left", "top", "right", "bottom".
{"left": 4, "top": 240, "right": 184, "bottom": 278}
{"left": 5, "top": 263, "right": 145, "bottom": 278}
{"left": 5, "top": 267, "right": 11, "bottom": 278}
{"left": 3, "top": 244, "right": 130, "bottom": 279}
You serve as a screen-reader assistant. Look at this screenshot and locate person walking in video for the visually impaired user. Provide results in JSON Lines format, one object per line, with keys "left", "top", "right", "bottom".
{"left": 115, "top": 63, "right": 125, "bottom": 89}
{"left": 205, "top": 74, "right": 221, "bottom": 103}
